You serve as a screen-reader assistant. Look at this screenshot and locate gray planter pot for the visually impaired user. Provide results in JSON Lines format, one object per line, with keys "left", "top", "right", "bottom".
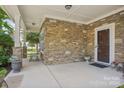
{"left": 10, "top": 56, "right": 22, "bottom": 73}
{"left": 11, "top": 60, "right": 22, "bottom": 73}
{"left": 84, "top": 56, "right": 91, "bottom": 64}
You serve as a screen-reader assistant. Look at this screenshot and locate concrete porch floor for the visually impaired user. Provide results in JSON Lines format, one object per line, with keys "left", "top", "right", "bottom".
{"left": 5, "top": 59, "right": 124, "bottom": 88}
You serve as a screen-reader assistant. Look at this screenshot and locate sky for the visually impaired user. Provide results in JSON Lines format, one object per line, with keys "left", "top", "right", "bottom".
{"left": 4, "top": 19, "right": 15, "bottom": 29}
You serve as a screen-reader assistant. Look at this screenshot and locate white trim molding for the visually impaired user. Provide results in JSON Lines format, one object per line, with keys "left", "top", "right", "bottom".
{"left": 94, "top": 23, "right": 115, "bottom": 66}
{"left": 44, "top": 15, "right": 86, "bottom": 24}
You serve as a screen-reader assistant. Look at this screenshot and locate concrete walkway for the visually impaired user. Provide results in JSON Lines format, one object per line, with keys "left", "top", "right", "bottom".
{"left": 5, "top": 59, "right": 124, "bottom": 88}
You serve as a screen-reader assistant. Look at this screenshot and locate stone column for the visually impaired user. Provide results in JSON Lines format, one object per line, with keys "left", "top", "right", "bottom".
{"left": 22, "top": 42, "right": 27, "bottom": 58}
{"left": 22, "top": 24, "right": 27, "bottom": 58}
{"left": 13, "top": 15, "right": 22, "bottom": 61}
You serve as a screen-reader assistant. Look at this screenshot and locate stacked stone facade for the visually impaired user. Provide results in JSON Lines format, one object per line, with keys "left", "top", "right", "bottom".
{"left": 43, "top": 18, "right": 86, "bottom": 64}
{"left": 13, "top": 47, "right": 23, "bottom": 61}
{"left": 42, "top": 10, "right": 124, "bottom": 65}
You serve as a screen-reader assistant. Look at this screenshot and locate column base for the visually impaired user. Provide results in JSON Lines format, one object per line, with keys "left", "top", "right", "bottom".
{"left": 12, "top": 47, "right": 22, "bottom": 61}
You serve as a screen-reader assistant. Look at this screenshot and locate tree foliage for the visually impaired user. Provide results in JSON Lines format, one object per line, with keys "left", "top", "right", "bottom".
{"left": 0, "top": 7, "right": 8, "bottom": 19}
{"left": 0, "top": 7, "right": 13, "bottom": 34}
{"left": 26, "top": 32, "right": 40, "bottom": 54}
{"left": 0, "top": 7, "right": 14, "bottom": 66}
{"left": 0, "top": 7, "right": 14, "bottom": 48}
{"left": 0, "top": 32, "right": 14, "bottom": 47}
{"left": 26, "top": 32, "right": 39, "bottom": 44}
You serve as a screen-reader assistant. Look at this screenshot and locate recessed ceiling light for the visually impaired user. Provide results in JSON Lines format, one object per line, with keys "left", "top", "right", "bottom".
{"left": 32, "top": 23, "right": 36, "bottom": 26}
{"left": 65, "top": 5, "right": 72, "bottom": 10}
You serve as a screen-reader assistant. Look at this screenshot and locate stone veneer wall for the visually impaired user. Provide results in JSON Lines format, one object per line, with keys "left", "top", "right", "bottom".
{"left": 41, "top": 10, "right": 124, "bottom": 65}
{"left": 43, "top": 18, "right": 86, "bottom": 64}
{"left": 86, "top": 10, "right": 124, "bottom": 62}
{"left": 13, "top": 47, "right": 23, "bottom": 61}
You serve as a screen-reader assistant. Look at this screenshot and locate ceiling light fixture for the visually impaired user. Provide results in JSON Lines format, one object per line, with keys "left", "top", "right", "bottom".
{"left": 65, "top": 5, "right": 72, "bottom": 10}
{"left": 32, "top": 23, "right": 36, "bottom": 26}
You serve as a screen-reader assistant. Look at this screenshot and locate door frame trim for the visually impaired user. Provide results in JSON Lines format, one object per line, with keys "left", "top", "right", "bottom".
{"left": 94, "top": 23, "right": 115, "bottom": 65}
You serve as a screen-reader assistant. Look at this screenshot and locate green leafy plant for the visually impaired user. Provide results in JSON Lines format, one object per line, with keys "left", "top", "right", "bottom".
{"left": 0, "top": 32, "right": 14, "bottom": 47}
{"left": 0, "top": 67, "right": 7, "bottom": 77}
{"left": 0, "top": 47, "right": 10, "bottom": 66}
{"left": 0, "top": 56, "right": 10, "bottom": 66}
{"left": 0, "top": 7, "right": 14, "bottom": 66}
{"left": 26, "top": 32, "right": 40, "bottom": 53}
{"left": 0, "top": 31, "right": 14, "bottom": 57}
{"left": 0, "top": 32, "right": 14, "bottom": 66}
{"left": 26, "top": 32, "right": 39, "bottom": 44}
{"left": 0, "top": 7, "right": 13, "bottom": 34}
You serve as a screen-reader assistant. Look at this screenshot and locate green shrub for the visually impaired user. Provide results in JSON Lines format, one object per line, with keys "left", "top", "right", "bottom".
{"left": 0, "top": 55, "right": 10, "bottom": 66}
{"left": 0, "top": 67, "right": 7, "bottom": 77}
{"left": 0, "top": 46, "right": 10, "bottom": 66}
{"left": 0, "top": 7, "right": 13, "bottom": 34}
{"left": 0, "top": 32, "right": 14, "bottom": 47}
{"left": 117, "top": 85, "right": 124, "bottom": 88}
{"left": 0, "top": 7, "right": 14, "bottom": 66}
{"left": 26, "top": 32, "right": 40, "bottom": 54}
{"left": 26, "top": 32, "right": 39, "bottom": 44}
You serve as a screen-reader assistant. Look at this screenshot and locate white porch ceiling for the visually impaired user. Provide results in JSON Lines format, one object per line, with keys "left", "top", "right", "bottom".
{"left": 18, "top": 5, "right": 124, "bottom": 32}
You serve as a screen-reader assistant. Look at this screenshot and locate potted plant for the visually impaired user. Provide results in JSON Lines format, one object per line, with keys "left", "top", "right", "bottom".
{"left": 84, "top": 54, "right": 91, "bottom": 64}
{"left": 82, "top": 32, "right": 91, "bottom": 64}
{"left": 9, "top": 56, "right": 22, "bottom": 73}
{"left": 84, "top": 48, "right": 91, "bottom": 64}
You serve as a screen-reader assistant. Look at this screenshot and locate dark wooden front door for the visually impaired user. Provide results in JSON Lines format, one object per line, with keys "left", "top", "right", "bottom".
{"left": 97, "top": 29, "right": 110, "bottom": 63}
